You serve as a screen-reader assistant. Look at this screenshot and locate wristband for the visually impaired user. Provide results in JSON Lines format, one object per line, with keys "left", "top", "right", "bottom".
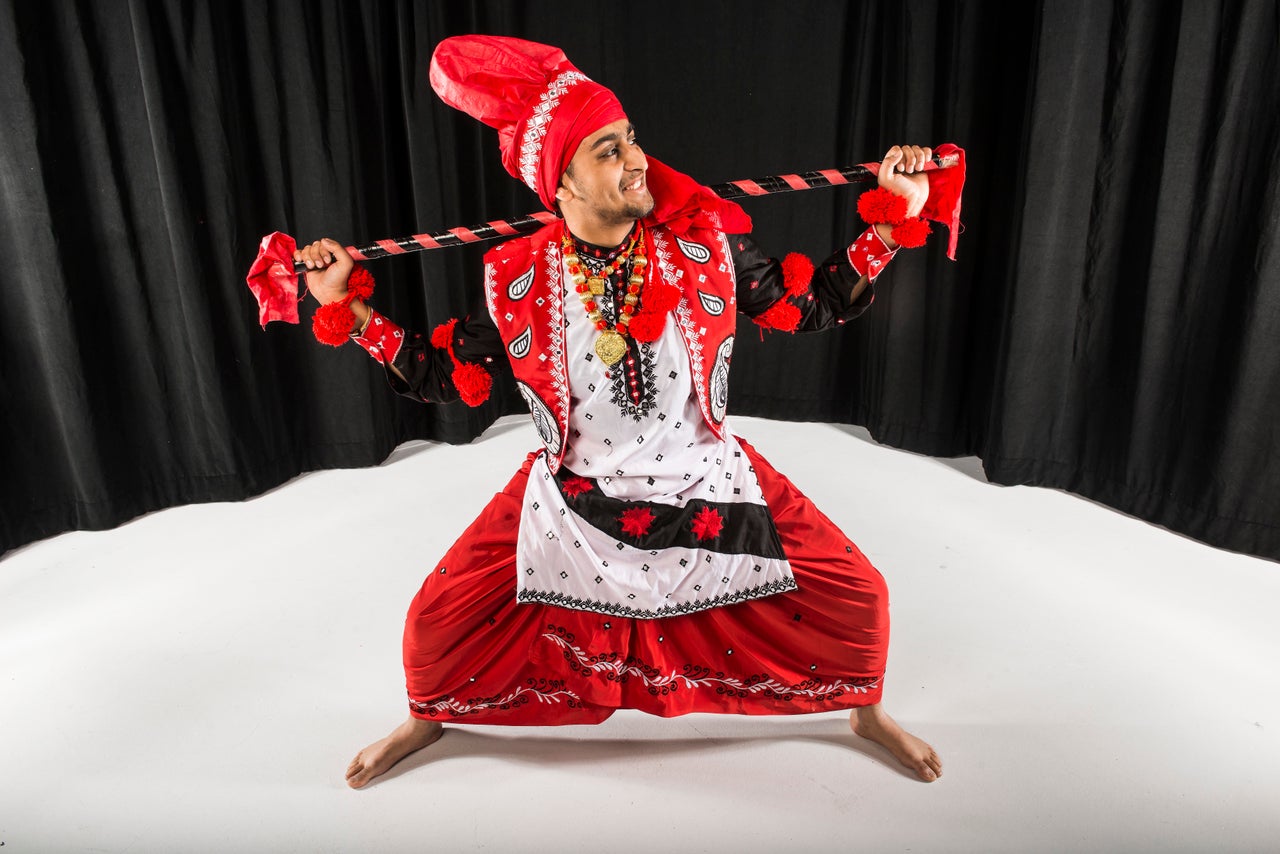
{"left": 848, "top": 225, "right": 898, "bottom": 283}
{"left": 351, "top": 309, "right": 405, "bottom": 365}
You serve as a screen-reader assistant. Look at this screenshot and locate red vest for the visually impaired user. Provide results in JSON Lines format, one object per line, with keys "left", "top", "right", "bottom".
{"left": 484, "top": 219, "right": 738, "bottom": 472}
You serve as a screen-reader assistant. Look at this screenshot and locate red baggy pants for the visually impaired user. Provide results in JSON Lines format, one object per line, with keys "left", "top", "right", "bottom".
{"left": 403, "top": 438, "right": 889, "bottom": 724}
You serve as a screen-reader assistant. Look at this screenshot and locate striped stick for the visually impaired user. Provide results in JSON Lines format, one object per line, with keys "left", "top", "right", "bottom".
{"left": 292, "top": 153, "right": 959, "bottom": 272}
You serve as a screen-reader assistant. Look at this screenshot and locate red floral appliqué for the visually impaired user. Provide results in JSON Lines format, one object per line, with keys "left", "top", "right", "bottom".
{"left": 618, "top": 506, "right": 656, "bottom": 537}
{"left": 690, "top": 506, "right": 725, "bottom": 540}
{"left": 561, "top": 477, "right": 594, "bottom": 498}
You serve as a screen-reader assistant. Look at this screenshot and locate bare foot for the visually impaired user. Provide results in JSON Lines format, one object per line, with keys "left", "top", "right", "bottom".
{"left": 850, "top": 704, "right": 942, "bottom": 782}
{"left": 346, "top": 716, "right": 443, "bottom": 789}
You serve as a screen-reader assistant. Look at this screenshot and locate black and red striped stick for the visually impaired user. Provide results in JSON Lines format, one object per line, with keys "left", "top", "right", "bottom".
{"left": 292, "top": 153, "right": 960, "bottom": 272}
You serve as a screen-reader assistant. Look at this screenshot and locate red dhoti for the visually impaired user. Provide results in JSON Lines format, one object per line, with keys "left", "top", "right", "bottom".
{"left": 402, "top": 438, "right": 889, "bottom": 724}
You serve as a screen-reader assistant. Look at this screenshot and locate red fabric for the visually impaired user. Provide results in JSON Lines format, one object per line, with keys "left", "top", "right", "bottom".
{"left": 642, "top": 157, "right": 752, "bottom": 236}
{"left": 847, "top": 225, "right": 898, "bottom": 284}
{"left": 401, "top": 439, "right": 888, "bottom": 723}
{"left": 429, "top": 35, "right": 625, "bottom": 210}
{"left": 920, "top": 143, "right": 966, "bottom": 260}
{"left": 352, "top": 309, "right": 406, "bottom": 365}
{"left": 245, "top": 231, "right": 301, "bottom": 327}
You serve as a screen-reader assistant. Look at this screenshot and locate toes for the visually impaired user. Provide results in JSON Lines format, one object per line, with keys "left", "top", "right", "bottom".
{"left": 924, "top": 753, "right": 943, "bottom": 780}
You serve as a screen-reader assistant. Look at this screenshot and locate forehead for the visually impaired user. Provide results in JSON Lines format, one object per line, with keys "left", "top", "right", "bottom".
{"left": 568, "top": 118, "right": 635, "bottom": 166}
{"left": 583, "top": 117, "right": 634, "bottom": 146}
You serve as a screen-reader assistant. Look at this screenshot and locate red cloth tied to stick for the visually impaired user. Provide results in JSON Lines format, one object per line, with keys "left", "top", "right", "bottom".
{"left": 245, "top": 231, "right": 302, "bottom": 327}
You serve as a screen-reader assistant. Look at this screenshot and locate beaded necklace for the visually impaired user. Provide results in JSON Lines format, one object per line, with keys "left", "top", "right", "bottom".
{"left": 562, "top": 224, "right": 648, "bottom": 366}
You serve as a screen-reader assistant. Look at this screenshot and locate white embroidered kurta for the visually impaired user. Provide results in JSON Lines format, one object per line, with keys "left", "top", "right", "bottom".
{"left": 515, "top": 271, "right": 796, "bottom": 618}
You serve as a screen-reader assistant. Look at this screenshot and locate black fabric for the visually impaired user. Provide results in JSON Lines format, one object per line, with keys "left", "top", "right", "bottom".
{"left": 553, "top": 469, "right": 787, "bottom": 560}
{"left": 729, "top": 233, "right": 876, "bottom": 329}
{"left": 2, "top": 1, "right": 1277, "bottom": 564}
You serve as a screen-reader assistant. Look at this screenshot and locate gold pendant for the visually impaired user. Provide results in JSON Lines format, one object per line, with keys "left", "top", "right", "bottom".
{"left": 594, "top": 329, "right": 627, "bottom": 365}
{"left": 588, "top": 276, "right": 606, "bottom": 296}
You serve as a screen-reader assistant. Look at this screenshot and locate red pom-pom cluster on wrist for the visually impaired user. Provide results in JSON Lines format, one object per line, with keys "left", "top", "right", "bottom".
{"left": 311, "top": 265, "right": 376, "bottom": 346}
{"left": 856, "top": 186, "right": 932, "bottom": 249}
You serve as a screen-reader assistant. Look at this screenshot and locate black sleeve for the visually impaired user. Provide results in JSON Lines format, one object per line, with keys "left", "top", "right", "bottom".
{"left": 353, "top": 307, "right": 505, "bottom": 405}
{"left": 728, "top": 233, "right": 875, "bottom": 333}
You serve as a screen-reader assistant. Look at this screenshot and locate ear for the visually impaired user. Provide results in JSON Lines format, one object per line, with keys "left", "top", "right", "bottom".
{"left": 555, "top": 173, "right": 577, "bottom": 207}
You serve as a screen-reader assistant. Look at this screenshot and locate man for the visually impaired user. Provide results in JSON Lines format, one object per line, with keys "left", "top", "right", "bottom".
{"left": 295, "top": 35, "right": 948, "bottom": 788}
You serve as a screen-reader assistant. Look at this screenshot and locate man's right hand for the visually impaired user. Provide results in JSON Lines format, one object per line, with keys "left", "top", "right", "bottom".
{"left": 294, "top": 238, "right": 355, "bottom": 305}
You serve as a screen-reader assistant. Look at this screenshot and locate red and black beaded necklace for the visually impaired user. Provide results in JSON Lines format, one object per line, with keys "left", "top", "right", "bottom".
{"left": 564, "top": 224, "right": 652, "bottom": 412}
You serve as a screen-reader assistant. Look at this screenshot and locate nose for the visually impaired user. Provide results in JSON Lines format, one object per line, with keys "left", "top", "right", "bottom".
{"left": 623, "top": 141, "right": 647, "bottom": 173}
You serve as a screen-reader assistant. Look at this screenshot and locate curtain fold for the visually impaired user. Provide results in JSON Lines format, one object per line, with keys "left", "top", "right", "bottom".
{"left": 2, "top": 0, "right": 1277, "bottom": 563}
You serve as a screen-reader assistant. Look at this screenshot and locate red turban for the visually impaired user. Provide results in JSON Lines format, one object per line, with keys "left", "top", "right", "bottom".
{"left": 429, "top": 35, "right": 626, "bottom": 211}
{"left": 429, "top": 35, "right": 751, "bottom": 234}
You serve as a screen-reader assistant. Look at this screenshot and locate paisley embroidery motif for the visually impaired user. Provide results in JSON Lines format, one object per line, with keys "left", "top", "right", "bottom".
{"left": 697, "top": 290, "right": 726, "bottom": 316}
{"left": 508, "top": 263, "right": 536, "bottom": 300}
{"left": 517, "top": 381, "right": 562, "bottom": 455}
{"left": 676, "top": 236, "right": 711, "bottom": 264}
{"left": 710, "top": 335, "right": 733, "bottom": 423}
{"left": 508, "top": 325, "right": 533, "bottom": 359}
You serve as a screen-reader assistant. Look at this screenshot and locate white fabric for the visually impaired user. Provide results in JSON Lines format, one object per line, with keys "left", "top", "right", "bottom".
{"left": 515, "top": 270, "right": 795, "bottom": 618}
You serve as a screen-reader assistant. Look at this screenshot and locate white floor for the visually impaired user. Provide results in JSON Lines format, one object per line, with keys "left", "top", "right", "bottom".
{"left": 2, "top": 415, "right": 1278, "bottom": 853}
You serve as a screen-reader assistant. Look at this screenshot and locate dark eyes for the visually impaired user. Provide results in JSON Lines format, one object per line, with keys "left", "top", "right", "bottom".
{"left": 603, "top": 138, "right": 639, "bottom": 158}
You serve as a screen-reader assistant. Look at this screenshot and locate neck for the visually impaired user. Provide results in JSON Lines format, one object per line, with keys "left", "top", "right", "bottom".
{"left": 561, "top": 212, "right": 637, "bottom": 249}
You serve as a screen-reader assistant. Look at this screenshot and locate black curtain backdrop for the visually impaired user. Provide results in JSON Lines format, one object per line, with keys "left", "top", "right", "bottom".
{"left": 2, "top": 1, "right": 1277, "bottom": 562}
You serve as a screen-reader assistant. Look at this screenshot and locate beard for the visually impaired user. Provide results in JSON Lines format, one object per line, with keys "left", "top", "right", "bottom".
{"left": 590, "top": 192, "right": 654, "bottom": 228}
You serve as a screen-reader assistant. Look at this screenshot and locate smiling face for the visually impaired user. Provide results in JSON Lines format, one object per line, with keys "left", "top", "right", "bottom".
{"left": 555, "top": 118, "right": 654, "bottom": 246}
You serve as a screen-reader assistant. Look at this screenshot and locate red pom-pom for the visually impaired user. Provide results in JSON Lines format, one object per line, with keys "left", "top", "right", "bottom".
{"left": 753, "top": 299, "right": 801, "bottom": 332}
{"left": 430, "top": 318, "right": 459, "bottom": 351}
{"left": 346, "top": 265, "right": 375, "bottom": 300}
{"left": 857, "top": 187, "right": 908, "bottom": 225}
{"left": 890, "top": 217, "right": 931, "bottom": 248}
{"left": 628, "top": 311, "right": 668, "bottom": 342}
{"left": 644, "top": 283, "right": 681, "bottom": 314}
{"left": 780, "top": 252, "right": 814, "bottom": 298}
{"left": 452, "top": 361, "right": 492, "bottom": 407}
{"left": 312, "top": 300, "right": 356, "bottom": 346}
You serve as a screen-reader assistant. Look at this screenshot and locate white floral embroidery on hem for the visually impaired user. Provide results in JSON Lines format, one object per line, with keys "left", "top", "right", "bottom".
{"left": 543, "top": 631, "right": 879, "bottom": 697}
{"left": 409, "top": 683, "right": 582, "bottom": 716}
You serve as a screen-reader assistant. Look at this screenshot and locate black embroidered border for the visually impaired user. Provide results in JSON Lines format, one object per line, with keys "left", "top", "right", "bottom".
{"left": 516, "top": 576, "right": 798, "bottom": 619}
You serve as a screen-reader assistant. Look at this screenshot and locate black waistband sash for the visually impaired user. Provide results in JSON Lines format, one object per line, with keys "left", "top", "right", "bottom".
{"left": 553, "top": 468, "right": 786, "bottom": 560}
